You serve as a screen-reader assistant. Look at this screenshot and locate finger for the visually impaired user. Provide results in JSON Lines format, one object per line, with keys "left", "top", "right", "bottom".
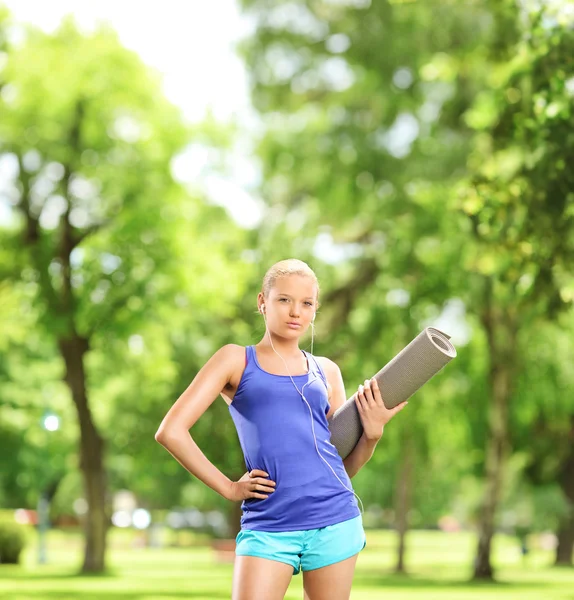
{"left": 370, "top": 378, "right": 384, "bottom": 405}
{"left": 256, "top": 477, "right": 276, "bottom": 488}
{"left": 389, "top": 402, "right": 408, "bottom": 419}
{"left": 363, "top": 379, "right": 376, "bottom": 407}
{"left": 254, "top": 483, "right": 276, "bottom": 493}
{"left": 251, "top": 492, "right": 270, "bottom": 499}
{"left": 250, "top": 470, "right": 269, "bottom": 478}
{"left": 355, "top": 390, "right": 364, "bottom": 412}
{"left": 371, "top": 378, "right": 387, "bottom": 406}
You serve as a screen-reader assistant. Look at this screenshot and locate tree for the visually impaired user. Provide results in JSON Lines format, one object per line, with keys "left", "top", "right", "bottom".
{"left": 237, "top": 0, "right": 574, "bottom": 581}
{"left": 0, "top": 16, "right": 191, "bottom": 572}
{"left": 456, "top": 2, "right": 574, "bottom": 578}
{"left": 236, "top": 0, "right": 492, "bottom": 573}
{"left": 511, "top": 313, "right": 574, "bottom": 567}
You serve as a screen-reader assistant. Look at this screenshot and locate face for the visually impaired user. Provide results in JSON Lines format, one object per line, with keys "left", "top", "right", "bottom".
{"left": 259, "top": 275, "right": 317, "bottom": 335}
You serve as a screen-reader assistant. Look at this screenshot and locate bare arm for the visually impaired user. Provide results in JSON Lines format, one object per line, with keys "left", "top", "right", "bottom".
{"left": 155, "top": 344, "right": 240, "bottom": 500}
{"left": 342, "top": 432, "right": 379, "bottom": 479}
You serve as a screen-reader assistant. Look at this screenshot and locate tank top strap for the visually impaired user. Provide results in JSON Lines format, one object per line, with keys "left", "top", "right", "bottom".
{"left": 303, "top": 351, "right": 328, "bottom": 387}
{"left": 245, "top": 345, "right": 254, "bottom": 368}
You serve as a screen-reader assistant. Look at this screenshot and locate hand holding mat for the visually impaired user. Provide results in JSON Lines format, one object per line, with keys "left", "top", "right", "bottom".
{"left": 327, "top": 327, "right": 457, "bottom": 459}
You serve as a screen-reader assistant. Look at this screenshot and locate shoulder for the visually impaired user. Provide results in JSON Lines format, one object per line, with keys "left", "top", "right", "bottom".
{"left": 220, "top": 343, "right": 247, "bottom": 357}
{"left": 314, "top": 356, "right": 346, "bottom": 415}
{"left": 213, "top": 345, "right": 247, "bottom": 388}
{"left": 314, "top": 356, "right": 343, "bottom": 398}
{"left": 217, "top": 344, "right": 247, "bottom": 365}
{"left": 211, "top": 344, "right": 247, "bottom": 371}
{"left": 315, "top": 356, "right": 341, "bottom": 378}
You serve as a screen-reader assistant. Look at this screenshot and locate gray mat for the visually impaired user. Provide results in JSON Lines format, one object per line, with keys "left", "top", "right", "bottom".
{"left": 327, "top": 327, "right": 457, "bottom": 459}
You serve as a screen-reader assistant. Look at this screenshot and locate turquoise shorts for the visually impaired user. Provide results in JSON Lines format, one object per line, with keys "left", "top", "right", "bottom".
{"left": 234, "top": 515, "right": 367, "bottom": 575}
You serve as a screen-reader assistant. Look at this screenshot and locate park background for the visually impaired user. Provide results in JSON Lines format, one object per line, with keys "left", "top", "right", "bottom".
{"left": 1, "top": 0, "right": 573, "bottom": 598}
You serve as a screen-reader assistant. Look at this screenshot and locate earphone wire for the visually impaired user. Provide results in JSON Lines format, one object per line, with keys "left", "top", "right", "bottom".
{"left": 310, "top": 320, "right": 314, "bottom": 355}
{"left": 261, "top": 311, "right": 364, "bottom": 516}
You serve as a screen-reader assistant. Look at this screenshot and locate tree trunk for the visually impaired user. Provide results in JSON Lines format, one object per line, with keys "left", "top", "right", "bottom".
{"left": 474, "top": 293, "right": 516, "bottom": 581}
{"left": 555, "top": 518, "right": 574, "bottom": 567}
{"left": 395, "top": 432, "right": 414, "bottom": 574}
{"left": 555, "top": 431, "right": 574, "bottom": 566}
{"left": 59, "top": 335, "right": 109, "bottom": 573}
{"left": 473, "top": 364, "right": 509, "bottom": 579}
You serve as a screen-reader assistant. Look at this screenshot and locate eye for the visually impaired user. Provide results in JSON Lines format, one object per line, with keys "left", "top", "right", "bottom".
{"left": 305, "top": 301, "right": 313, "bottom": 306}
{"left": 279, "top": 298, "right": 288, "bottom": 302}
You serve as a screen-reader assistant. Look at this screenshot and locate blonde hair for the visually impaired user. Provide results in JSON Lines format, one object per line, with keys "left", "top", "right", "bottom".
{"left": 261, "top": 259, "right": 321, "bottom": 309}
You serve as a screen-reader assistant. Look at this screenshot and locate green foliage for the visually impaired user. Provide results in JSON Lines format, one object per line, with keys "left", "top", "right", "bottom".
{"left": 0, "top": 11, "right": 251, "bottom": 518}
{"left": 0, "top": 518, "right": 27, "bottom": 564}
{"left": 456, "top": 4, "right": 574, "bottom": 318}
{"left": 235, "top": 1, "right": 574, "bottom": 563}
{"left": 235, "top": 0, "right": 496, "bottom": 527}
{"left": 1, "top": 0, "right": 574, "bottom": 578}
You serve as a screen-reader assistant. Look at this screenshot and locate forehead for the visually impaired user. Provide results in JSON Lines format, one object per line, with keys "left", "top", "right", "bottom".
{"left": 271, "top": 275, "right": 316, "bottom": 297}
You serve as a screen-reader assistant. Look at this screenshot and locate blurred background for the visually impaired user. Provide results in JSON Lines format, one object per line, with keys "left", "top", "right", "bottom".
{"left": 1, "top": 0, "right": 573, "bottom": 598}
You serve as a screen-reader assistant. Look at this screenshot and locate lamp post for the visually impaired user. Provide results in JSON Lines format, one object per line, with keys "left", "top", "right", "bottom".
{"left": 38, "top": 412, "right": 60, "bottom": 565}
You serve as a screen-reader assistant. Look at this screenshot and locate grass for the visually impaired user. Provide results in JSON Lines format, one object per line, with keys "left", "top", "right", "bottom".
{"left": 0, "top": 528, "right": 573, "bottom": 599}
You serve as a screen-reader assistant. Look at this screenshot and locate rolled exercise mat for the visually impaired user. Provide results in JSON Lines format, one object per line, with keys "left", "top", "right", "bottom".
{"left": 327, "top": 327, "right": 457, "bottom": 459}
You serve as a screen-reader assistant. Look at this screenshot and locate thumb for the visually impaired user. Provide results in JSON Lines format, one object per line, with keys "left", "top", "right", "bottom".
{"left": 393, "top": 401, "right": 409, "bottom": 413}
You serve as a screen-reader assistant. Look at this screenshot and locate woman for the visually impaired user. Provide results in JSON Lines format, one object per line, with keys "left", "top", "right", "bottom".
{"left": 155, "top": 258, "right": 407, "bottom": 600}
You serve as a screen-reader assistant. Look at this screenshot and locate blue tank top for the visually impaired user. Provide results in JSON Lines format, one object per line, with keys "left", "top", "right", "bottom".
{"left": 228, "top": 345, "right": 360, "bottom": 532}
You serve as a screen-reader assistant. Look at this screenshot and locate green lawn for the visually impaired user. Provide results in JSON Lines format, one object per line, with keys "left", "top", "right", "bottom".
{"left": 1, "top": 528, "right": 573, "bottom": 599}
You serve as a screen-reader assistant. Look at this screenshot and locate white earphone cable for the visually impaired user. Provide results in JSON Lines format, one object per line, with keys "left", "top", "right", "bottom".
{"left": 261, "top": 309, "right": 364, "bottom": 516}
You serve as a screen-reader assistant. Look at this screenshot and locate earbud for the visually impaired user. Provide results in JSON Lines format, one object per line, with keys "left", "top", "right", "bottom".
{"left": 312, "top": 313, "right": 316, "bottom": 322}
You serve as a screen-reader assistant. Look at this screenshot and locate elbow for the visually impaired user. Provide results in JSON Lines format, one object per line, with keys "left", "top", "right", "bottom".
{"left": 342, "top": 460, "right": 355, "bottom": 480}
{"left": 155, "top": 427, "right": 170, "bottom": 445}
{"left": 155, "top": 425, "right": 187, "bottom": 445}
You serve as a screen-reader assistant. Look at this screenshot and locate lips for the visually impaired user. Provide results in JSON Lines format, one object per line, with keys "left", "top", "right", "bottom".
{"left": 287, "top": 322, "right": 301, "bottom": 328}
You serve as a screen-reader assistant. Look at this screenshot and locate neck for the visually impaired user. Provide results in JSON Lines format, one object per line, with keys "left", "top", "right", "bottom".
{"left": 257, "top": 331, "right": 302, "bottom": 357}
